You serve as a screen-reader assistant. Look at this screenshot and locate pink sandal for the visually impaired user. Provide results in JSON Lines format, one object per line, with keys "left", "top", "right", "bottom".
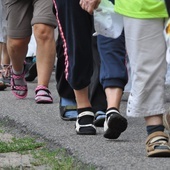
{"left": 35, "top": 85, "right": 53, "bottom": 104}
{"left": 11, "top": 69, "right": 28, "bottom": 99}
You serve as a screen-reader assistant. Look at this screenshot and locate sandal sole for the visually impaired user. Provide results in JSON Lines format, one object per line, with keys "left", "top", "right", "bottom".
{"left": 35, "top": 86, "right": 53, "bottom": 104}
{"left": 12, "top": 91, "right": 28, "bottom": 99}
{"left": 36, "top": 99, "right": 53, "bottom": 104}
{"left": 76, "top": 128, "right": 96, "bottom": 135}
{"left": 104, "top": 114, "right": 127, "bottom": 139}
{"left": 148, "top": 150, "right": 170, "bottom": 157}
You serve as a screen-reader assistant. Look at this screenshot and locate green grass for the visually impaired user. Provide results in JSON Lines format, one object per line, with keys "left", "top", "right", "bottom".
{"left": 30, "top": 148, "right": 95, "bottom": 170}
{"left": 0, "top": 137, "right": 44, "bottom": 153}
{"left": 0, "top": 131, "right": 95, "bottom": 170}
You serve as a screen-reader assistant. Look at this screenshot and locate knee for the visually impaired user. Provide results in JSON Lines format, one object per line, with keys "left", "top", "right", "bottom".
{"left": 34, "top": 24, "right": 54, "bottom": 42}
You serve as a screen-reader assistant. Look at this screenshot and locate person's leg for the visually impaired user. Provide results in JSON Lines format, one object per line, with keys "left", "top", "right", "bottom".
{"left": 0, "top": 1, "right": 10, "bottom": 90}
{"left": 97, "top": 32, "right": 128, "bottom": 139}
{"left": 0, "top": 42, "right": 2, "bottom": 66}
{"left": 0, "top": 42, "right": 2, "bottom": 65}
{"left": 7, "top": 36, "right": 30, "bottom": 98}
{"left": 53, "top": 0, "right": 96, "bottom": 135}
{"left": 33, "top": 24, "right": 55, "bottom": 104}
{"left": 74, "top": 87, "right": 96, "bottom": 135}
{"left": 33, "top": 24, "right": 55, "bottom": 87}
{"left": 124, "top": 17, "right": 170, "bottom": 157}
{"left": 1, "top": 43, "right": 11, "bottom": 86}
{"left": 56, "top": 33, "right": 77, "bottom": 120}
{"left": 55, "top": 32, "right": 106, "bottom": 122}
{"left": 0, "top": 42, "right": 7, "bottom": 90}
{"left": 0, "top": 0, "right": 2, "bottom": 66}
{"left": 32, "top": 0, "right": 57, "bottom": 104}
{"left": 2, "top": 43, "right": 10, "bottom": 64}
{"left": 4, "top": 0, "right": 33, "bottom": 98}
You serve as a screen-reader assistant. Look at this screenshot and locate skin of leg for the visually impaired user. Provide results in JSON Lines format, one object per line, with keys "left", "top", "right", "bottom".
{"left": 7, "top": 37, "right": 30, "bottom": 72}
{"left": 0, "top": 42, "right": 2, "bottom": 66}
{"left": 74, "top": 87, "right": 91, "bottom": 109}
{"left": 33, "top": 24, "right": 56, "bottom": 87}
{"left": 105, "top": 87, "right": 123, "bottom": 110}
{"left": 145, "top": 114, "right": 163, "bottom": 126}
{"left": 2, "top": 43, "right": 10, "bottom": 65}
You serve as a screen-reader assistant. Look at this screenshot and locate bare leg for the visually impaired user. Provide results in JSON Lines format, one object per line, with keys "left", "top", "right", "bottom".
{"left": 74, "top": 87, "right": 96, "bottom": 135}
{"left": 33, "top": 24, "right": 56, "bottom": 87}
{"left": 2, "top": 43, "right": 10, "bottom": 65}
{"left": 1, "top": 43, "right": 11, "bottom": 85}
{"left": 7, "top": 37, "right": 30, "bottom": 98}
{"left": 105, "top": 87, "right": 123, "bottom": 110}
{"left": 7, "top": 37, "right": 30, "bottom": 72}
{"left": 104, "top": 87, "right": 127, "bottom": 139}
{"left": 145, "top": 115, "right": 163, "bottom": 126}
{"left": 74, "top": 87, "right": 91, "bottom": 109}
{"left": 0, "top": 42, "right": 2, "bottom": 66}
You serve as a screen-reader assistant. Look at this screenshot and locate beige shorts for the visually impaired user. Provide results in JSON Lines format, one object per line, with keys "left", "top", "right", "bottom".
{"left": 124, "top": 17, "right": 167, "bottom": 117}
{"left": 4, "top": 0, "right": 57, "bottom": 38}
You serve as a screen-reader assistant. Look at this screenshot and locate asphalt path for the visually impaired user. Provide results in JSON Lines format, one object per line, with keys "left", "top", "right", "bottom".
{"left": 0, "top": 71, "right": 170, "bottom": 170}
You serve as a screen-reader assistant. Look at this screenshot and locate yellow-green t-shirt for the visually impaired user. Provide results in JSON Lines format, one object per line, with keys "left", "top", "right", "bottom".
{"left": 114, "top": 0, "right": 168, "bottom": 18}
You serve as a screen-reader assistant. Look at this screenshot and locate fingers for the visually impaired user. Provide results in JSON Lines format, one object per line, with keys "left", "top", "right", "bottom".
{"left": 79, "top": 0, "right": 85, "bottom": 10}
{"left": 79, "top": 0, "right": 93, "bottom": 14}
{"left": 79, "top": 0, "right": 100, "bottom": 15}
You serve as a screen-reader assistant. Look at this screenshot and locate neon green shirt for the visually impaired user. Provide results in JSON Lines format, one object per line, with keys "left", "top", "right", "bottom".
{"left": 114, "top": 0, "right": 168, "bottom": 18}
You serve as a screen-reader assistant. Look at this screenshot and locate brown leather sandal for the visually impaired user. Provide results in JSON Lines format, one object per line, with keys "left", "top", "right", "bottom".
{"left": 145, "top": 131, "right": 170, "bottom": 157}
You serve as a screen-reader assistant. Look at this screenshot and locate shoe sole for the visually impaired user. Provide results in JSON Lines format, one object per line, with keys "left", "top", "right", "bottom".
{"left": 36, "top": 99, "right": 53, "bottom": 104}
{"left": 148, "top": 150, "right": 170, "bottom": 157}
{"left": 12, "top": 91, "right": 28, "bottom": 99}
{"left": 76, "top": 131, "right": 96, "bottom": 135}
{"left": 104, "top": 113, "right": 127, "bottom": 139}
{"left": 76, "top": 128, "right": 96, "bottom": 135}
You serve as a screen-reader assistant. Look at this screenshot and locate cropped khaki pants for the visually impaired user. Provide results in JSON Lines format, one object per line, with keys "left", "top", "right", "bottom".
{"left": 124, "top": 17, "right": 167, "bottom": 117}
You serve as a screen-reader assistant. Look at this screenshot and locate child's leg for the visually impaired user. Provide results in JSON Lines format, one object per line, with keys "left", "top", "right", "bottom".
{"left": 124, "top": 17, "right": 170, "bottom": 157}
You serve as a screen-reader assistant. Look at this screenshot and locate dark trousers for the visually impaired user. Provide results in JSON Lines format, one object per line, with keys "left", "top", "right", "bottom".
{"left": 53, "top": 0, "right": 93, "bottom": 90}
{"left": 97, "top": 32, "right": 128, "bottom": 90}
{"left": 55, "top": 34, "right": 107, "bottom": 113}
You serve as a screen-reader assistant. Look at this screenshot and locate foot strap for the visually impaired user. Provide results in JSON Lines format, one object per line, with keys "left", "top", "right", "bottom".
{"left": 76, "top": 111, "right": 96, "bottom": 135}
{"left": 145, "top": 131, "right": 170, "bottom": 157}
{"left": 35, "top": 85, "right": 53, "bottom": 103}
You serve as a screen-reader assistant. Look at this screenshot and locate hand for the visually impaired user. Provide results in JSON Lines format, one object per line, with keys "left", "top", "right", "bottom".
{"left": 79, "top": 0, "right": 101, "bottom": 15}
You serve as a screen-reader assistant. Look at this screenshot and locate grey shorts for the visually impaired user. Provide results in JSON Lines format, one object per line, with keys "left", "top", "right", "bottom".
{"left": 4, "top": 0, "right": 57, "bottom": 38}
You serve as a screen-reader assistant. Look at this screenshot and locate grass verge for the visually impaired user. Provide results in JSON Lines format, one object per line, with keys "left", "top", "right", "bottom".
{"left": 0, "top": 121, "right": 96, "bottom": 170}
